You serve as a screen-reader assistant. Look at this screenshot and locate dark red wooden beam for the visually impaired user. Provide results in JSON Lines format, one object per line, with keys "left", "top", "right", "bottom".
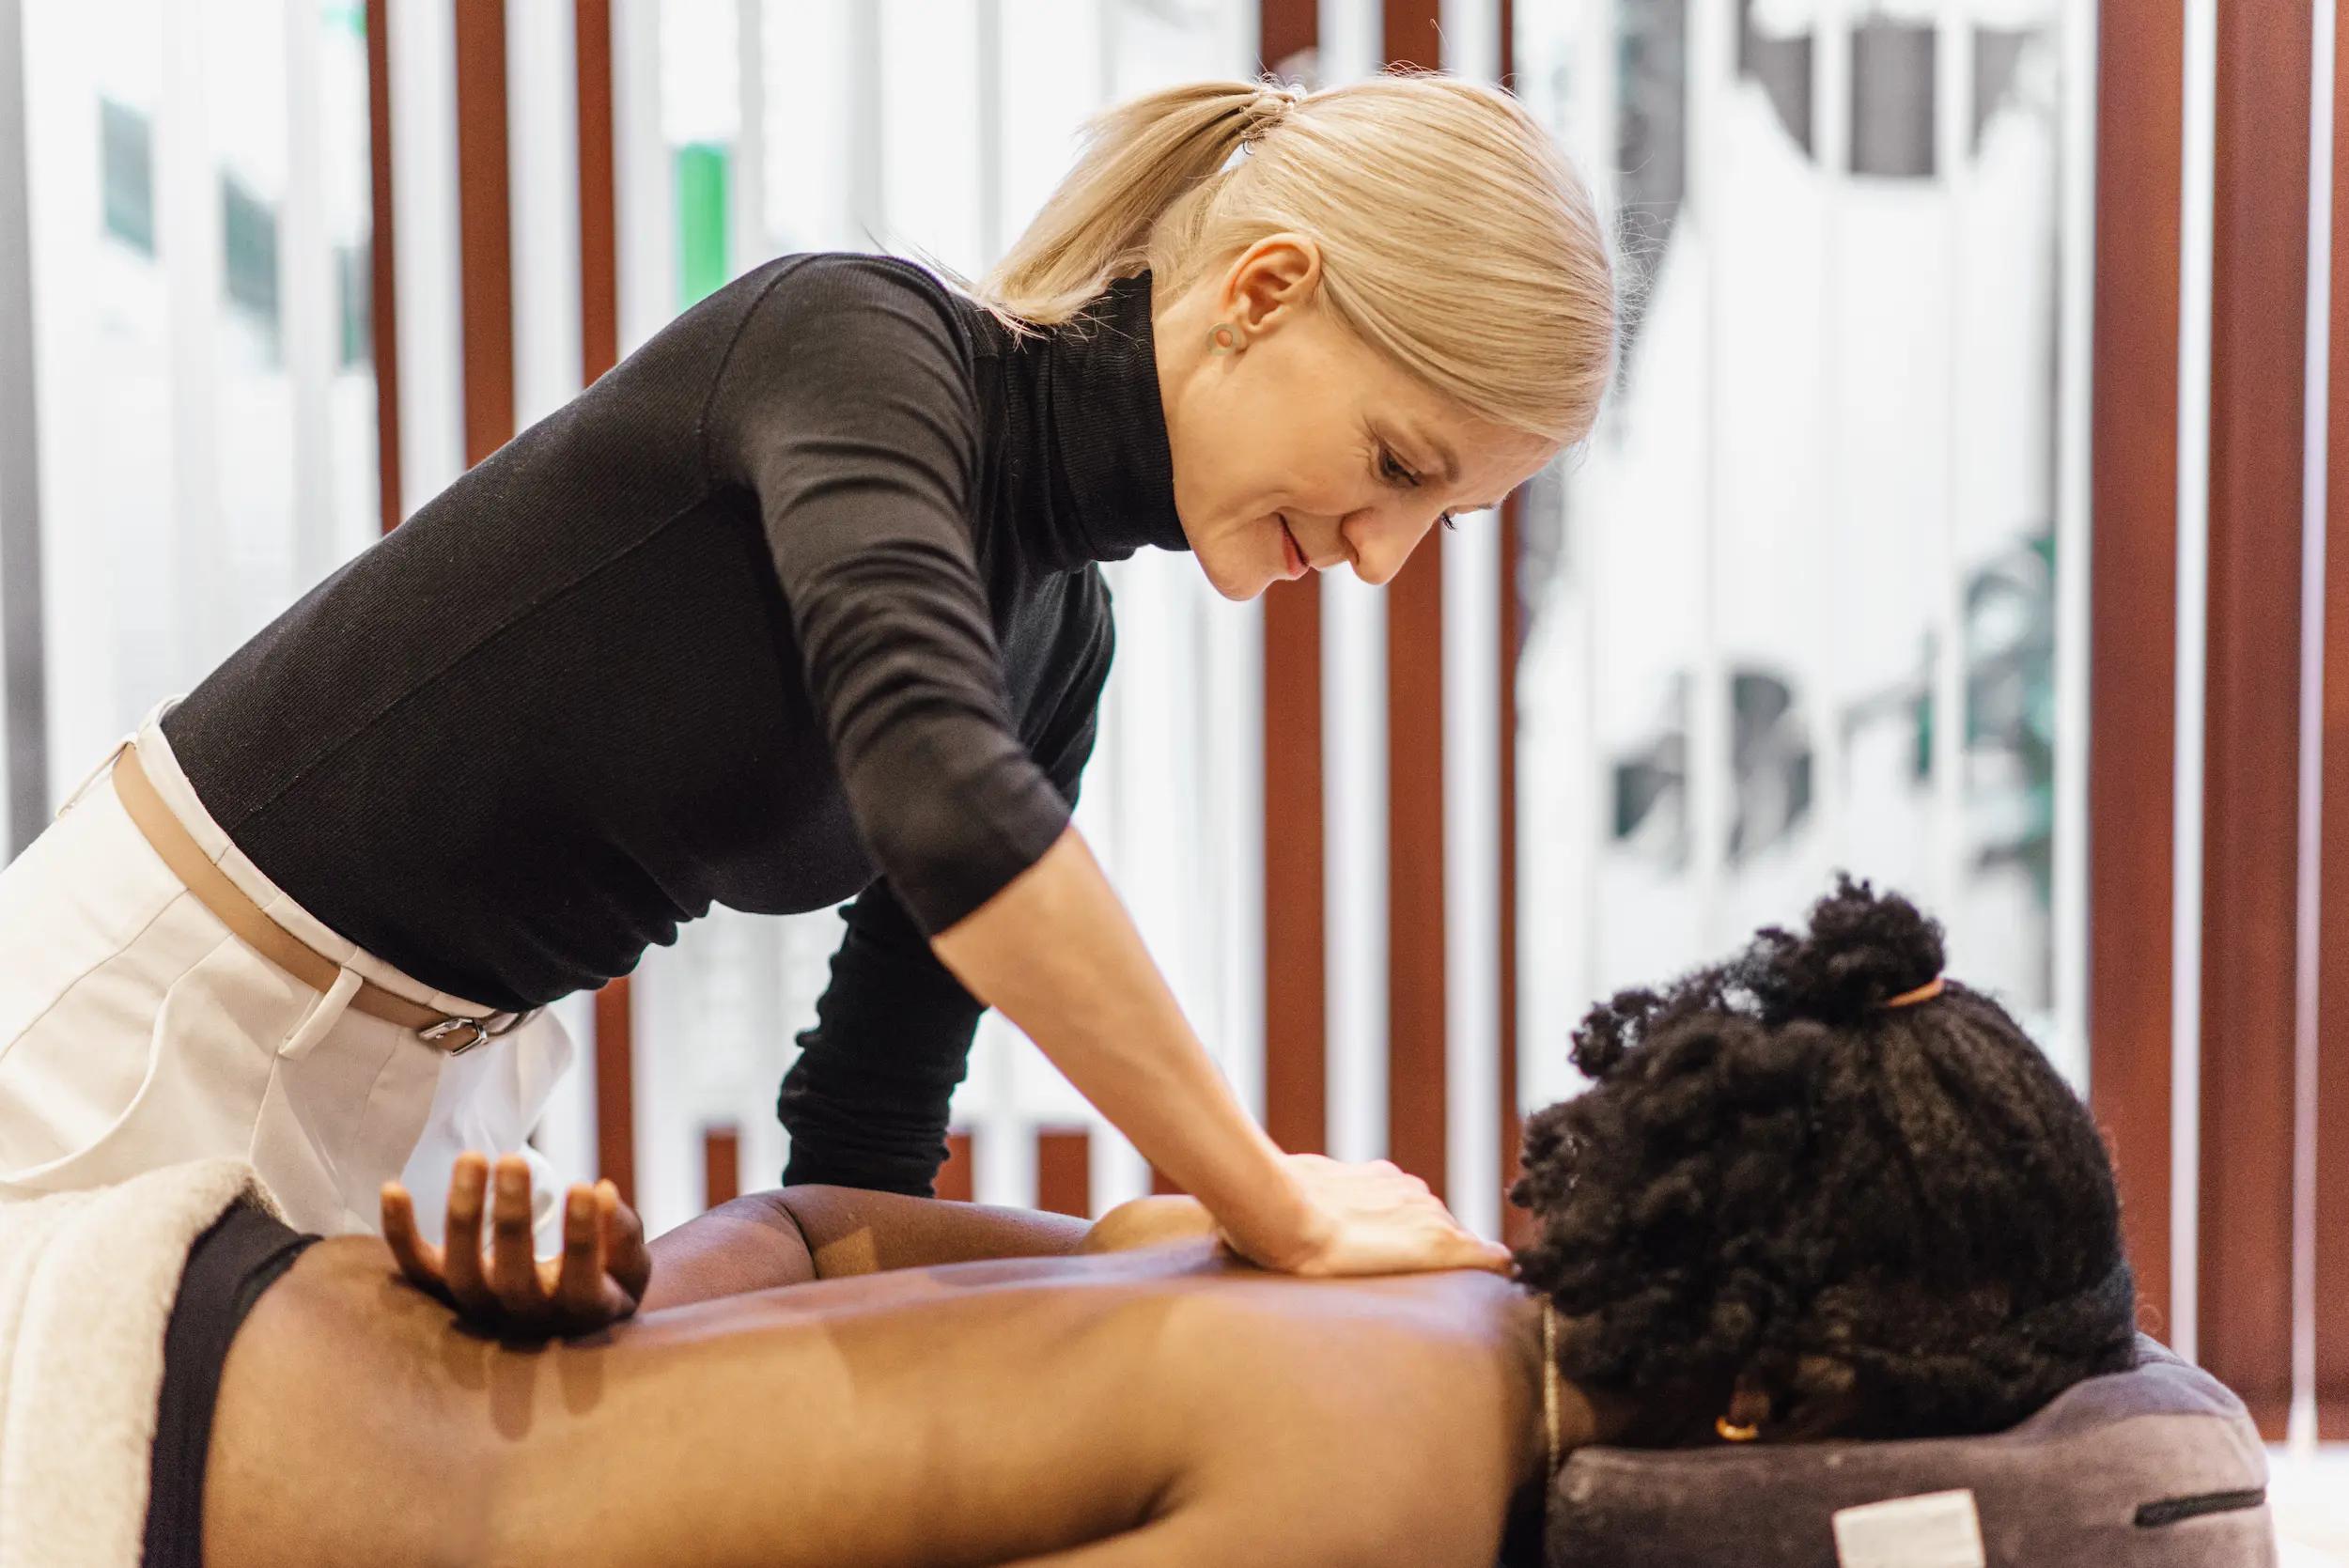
{"left": 703, "top": 1124, "right": 741, "bottom": 1209}
{"left": 1036, "top": 1127, "right": 1093, "bottom": 1218}
{"left": 2087, "top": 0, "right": 2185, "bottom": 1350}
{"left": 364, "top": 0, "right": 401, "bottom": 534}
{"left": 452, "top": 0, "right": 513, "bottom": 467}
{"left": 2196, "top": 0, "right": 2313, "bottom": 1438}
{"left": 1382, "top": 0, "right": 1449, "bottom": 1199}
{"left": 2322, "top": 0, "right": 2349, "bottom": 1439}
{"left": 1259, "top": 0, "right": 1328, "bottom": 1158}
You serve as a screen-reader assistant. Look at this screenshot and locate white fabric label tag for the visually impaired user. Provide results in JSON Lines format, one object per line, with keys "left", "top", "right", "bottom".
{"left": 1832, "top": 1489, "right": 1987, "bottom": 1568}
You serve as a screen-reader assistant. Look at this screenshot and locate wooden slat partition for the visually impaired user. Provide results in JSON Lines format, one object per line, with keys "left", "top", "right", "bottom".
{"left": 1259, "top": 0, "right": 1329, "bottom": 1158}
{"left": 2087, "top": 0, "right": 2185, "bottom": 1344}
{"left": 703, "top": 1124, "right": 741, "bottom": 1209}
{"left": 2196, "top": 0, "right": 2314, "bottom": 1438}
{"left": 937, "top": 1131, "right": 975, "bottom": 1203}
{"left": 1035, "top": 1127, "right": 1092, "bottom": 1218}
{"left": 365, "top": 0, "right": 401, "bottom": 534}
{"left": 2318, "top": 0, "right": 2349, "bottom": 1443}
{"left": 1496, "top": 0, "right": 1530, "bottom": 1250}
{"left": 1381, "top": 0, "right": 1449, "bottom": 1199}
{"left": 452, "top": 0, "right": 512, "bottom": 466}
{"left": 570, "top": 0, "right": 633, "bottom": 1204}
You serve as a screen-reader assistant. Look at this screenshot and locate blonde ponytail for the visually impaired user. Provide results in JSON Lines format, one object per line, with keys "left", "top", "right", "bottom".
{"left": 969, "top": 71, "right": 1615, "bottom": 448}
{"left": 973, "top": 80, "right": 1298, "bottom": 330}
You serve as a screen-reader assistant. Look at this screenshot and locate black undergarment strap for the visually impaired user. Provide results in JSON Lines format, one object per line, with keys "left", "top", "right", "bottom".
{"left": 143, "top": 1202, "right": 321, "bottom": 1568}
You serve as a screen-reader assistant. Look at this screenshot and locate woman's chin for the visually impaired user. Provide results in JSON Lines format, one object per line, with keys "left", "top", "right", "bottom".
{"left": 1193, "top": 548, "right": 1273, "bottom": 602}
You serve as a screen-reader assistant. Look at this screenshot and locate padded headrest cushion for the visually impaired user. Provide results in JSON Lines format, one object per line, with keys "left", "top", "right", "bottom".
{"left": 1546, "top": 1336, "right": 2274, "bottom": 1567}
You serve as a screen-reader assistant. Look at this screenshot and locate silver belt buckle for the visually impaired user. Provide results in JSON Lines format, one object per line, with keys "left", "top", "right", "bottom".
{"left": 420, "top": 1016, "right": 496, "bottom": 1054}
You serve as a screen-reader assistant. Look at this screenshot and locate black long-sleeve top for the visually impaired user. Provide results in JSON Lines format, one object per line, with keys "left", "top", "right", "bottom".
{"left": 163, "top": 254, "right": 1189, "bottom": 1192}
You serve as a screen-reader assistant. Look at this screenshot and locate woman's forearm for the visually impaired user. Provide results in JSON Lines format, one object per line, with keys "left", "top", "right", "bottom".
{"left": 929, "top": 828, "right": 1327, "bottom": 1268}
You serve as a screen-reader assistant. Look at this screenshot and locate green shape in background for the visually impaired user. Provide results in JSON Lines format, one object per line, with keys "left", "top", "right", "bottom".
{"left": 677, "top": 143, "right": 730, "bottom": 310}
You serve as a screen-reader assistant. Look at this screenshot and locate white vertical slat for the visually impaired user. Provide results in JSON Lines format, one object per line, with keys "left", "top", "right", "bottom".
{"left": 731, "top": 0, "right": 768, "bottom": 275}
{"left": 507, "top": 0, "right": 583, "bottom": 428}
{"left": 1684, "top": 0, "right": 1733, "bottom": 952}
{"left": 388, "top": 0, "right": 463, "bottom": 509}
{"left": 1318, "top": 0, "right": 1391, "bottom": 1170}
{"left": 1440, "top": 0, "right": 1502, "bottom": 1235}
{"left": 281, "top": 0, "right": 339, "bottom": 593}
{"left": 2171, "top": 0, "right": 2220, "bottom": 1367}
{"left": 611, "top": 0, "right": 672, "bottom": 356}
{"left": 0, "top": 0, "right": 39, "bottom": 848}
{"left": 1324, "top": 575, "right": 1390, "bottom": 1164}
{"left": 157, "top": 0, "right": 226, "bottom": 668}
{"left": 2051, "top": 0, "right": 2100, "bottom": 1094}
{"left": 877, "top": 0, "right": 982, "bottom": 276}
{"left": 1811, "top": 0, "right": 1853, "bottom": 895}
{"left": 1319, "top": 0, "right": 1379, "bottom": 85}
{"left": 2291, "top": 0, "right": 2339, "bottom": 1459}
{"left": 1929, "top": 4, "right": 1973, "bottom": 923}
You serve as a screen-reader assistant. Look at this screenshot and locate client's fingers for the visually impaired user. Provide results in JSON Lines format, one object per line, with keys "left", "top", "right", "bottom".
{"left": 551, "top": 1185, "right": 608, "bottom": 1327}
{"left": 379, "top": 1184, "right": 450, "bottom": 1300}
{"left": 599, "top": 1180, "right": 651, "bottom": 1301}
{"left": 441, "top": 1152, "right": 496, "bottom": 1316}
{"left": 487, "top": 1156, "right": 549, "bottom": 1322}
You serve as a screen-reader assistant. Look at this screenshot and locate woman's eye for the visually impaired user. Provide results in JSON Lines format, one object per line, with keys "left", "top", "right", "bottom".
{"left": 1379, "top": 448, "right": 1418, "bottom": 487}
{"left": 1439, "top": 512, "right": 1458, "bottom": 533}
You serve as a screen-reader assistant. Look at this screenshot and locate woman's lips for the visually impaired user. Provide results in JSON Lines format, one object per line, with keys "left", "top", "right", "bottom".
{"left": 1278, "top": 517, "right": 1307, "bottom": 580}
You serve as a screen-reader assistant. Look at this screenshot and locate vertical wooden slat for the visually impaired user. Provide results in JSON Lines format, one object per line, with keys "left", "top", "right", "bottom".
{"left": 1497, "top": 0, "right": 1530, "bottom": 1250}
{"left": 571, "top": 0, "right": 632, "bottom": 1203}
{"left": 1260, "top": 0, "right": 1327, "bottom": 1158}
{"left": 1382, "top": 0, "right": 1448, "bottom": 1200}
{"left": 2318, "top": 0, "right": 2349, "bottom": 1441}
{"left": 2197, "top": 0, "right": 2312, "bottom": 1439}
{"left": 592, "top": 979, "right": 636, "bottom": 1206}
{"left": 575, "top": 0, "right": 617, "bottom": 384}
{"left": 453, "top": 0, "right": 513, "bottom": 466}
{"left": 937, "top": 1130, "right": 975, "bottom": 1203}
{"left": 2088, "top": 0, "right": 2183, "bottom": 1346}
{"left": 1035, "top": 1127, "right": 1092, "bottom": 1218}
{"left": 366, "top": 0, "right": 402, "bottom": 533}
{"left": 1381, "top": 3, "right": 1439, "bottom": 72}
{"left": 702, "top": 1124, "right": 740, "bottom": 1208}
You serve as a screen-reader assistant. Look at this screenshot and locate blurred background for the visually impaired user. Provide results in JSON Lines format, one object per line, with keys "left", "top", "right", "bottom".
{"left": 0, "top": 0, "right": 2343, "bottom": 1533}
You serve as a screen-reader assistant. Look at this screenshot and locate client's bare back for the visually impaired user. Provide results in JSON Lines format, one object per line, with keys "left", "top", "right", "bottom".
{"left": 202, "top": 1230, "right": 1538, "bottom": 1568}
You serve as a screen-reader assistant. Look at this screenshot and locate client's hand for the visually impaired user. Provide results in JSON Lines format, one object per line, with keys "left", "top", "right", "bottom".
{"left": 380, "top": 1151, "right": 652, "bottom": 1338}
{"left": 1235, "top": 1154, "right": 1514, "bottom": 1277}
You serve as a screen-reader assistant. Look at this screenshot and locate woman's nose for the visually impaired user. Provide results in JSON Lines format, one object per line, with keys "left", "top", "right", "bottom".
{"left": 1341, "top": 505, "right": 1442, "bottom": 587}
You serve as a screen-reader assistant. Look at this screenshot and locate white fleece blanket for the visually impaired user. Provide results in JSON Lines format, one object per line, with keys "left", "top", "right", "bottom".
{"left": 0, "top": 1158, "right": 278, "bottom": 1568}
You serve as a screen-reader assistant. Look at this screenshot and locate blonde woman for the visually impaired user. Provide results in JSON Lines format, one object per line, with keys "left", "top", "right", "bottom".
{"left": 0, "top": 72, "right": 1614, "bottom": 1322}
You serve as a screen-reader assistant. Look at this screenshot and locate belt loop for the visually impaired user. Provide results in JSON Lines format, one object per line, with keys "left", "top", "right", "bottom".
{"left": 56, "top": 735, "right": 134, "bottom": 820}
{"left": 280, "top": 967, "right": 366, "bottom": 1062}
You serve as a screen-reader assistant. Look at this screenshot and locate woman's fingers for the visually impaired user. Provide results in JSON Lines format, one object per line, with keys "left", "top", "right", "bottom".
{"left": 379, "top": 1183, "right": 452, "bottom": 1302}
{"left": 440, "top": 1152, "right": 498, "bottom": 1317}
{"left": 487, "top": 1156, "right": 551, "bottom": 1323}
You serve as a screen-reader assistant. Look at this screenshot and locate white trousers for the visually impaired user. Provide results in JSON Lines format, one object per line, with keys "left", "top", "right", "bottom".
{"left": 0, "top": 702, "right": 575, "bottom": 1245}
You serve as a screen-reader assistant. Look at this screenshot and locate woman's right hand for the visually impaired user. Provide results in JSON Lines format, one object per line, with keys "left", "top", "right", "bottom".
{"left": 1222, "top": 1154, "right": 1515, "bottom": 1277}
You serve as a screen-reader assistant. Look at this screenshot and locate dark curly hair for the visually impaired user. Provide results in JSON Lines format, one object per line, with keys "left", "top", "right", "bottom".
{"left": 1510, "top": 876, "right": 2136, "bottom": 1443}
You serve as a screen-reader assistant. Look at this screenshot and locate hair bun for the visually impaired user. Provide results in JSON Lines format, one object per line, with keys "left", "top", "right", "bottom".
{"left": 1736, "top": 874, "right": 1947, "bottom": 1023}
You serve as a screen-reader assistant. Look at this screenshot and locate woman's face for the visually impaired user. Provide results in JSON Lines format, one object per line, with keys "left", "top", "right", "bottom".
{"left": 1153, "top": 239, "right": 1561, "bottom": 601}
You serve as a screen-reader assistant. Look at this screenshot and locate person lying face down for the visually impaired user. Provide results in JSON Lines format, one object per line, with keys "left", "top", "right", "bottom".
{"left": 175, "top": 877, "right": 2135, "bottom": 1568}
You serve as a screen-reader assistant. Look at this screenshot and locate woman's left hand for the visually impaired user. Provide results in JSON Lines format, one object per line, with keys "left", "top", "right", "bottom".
{"left": 380, "top": 1151, "right": 652, "bottom": 1338}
